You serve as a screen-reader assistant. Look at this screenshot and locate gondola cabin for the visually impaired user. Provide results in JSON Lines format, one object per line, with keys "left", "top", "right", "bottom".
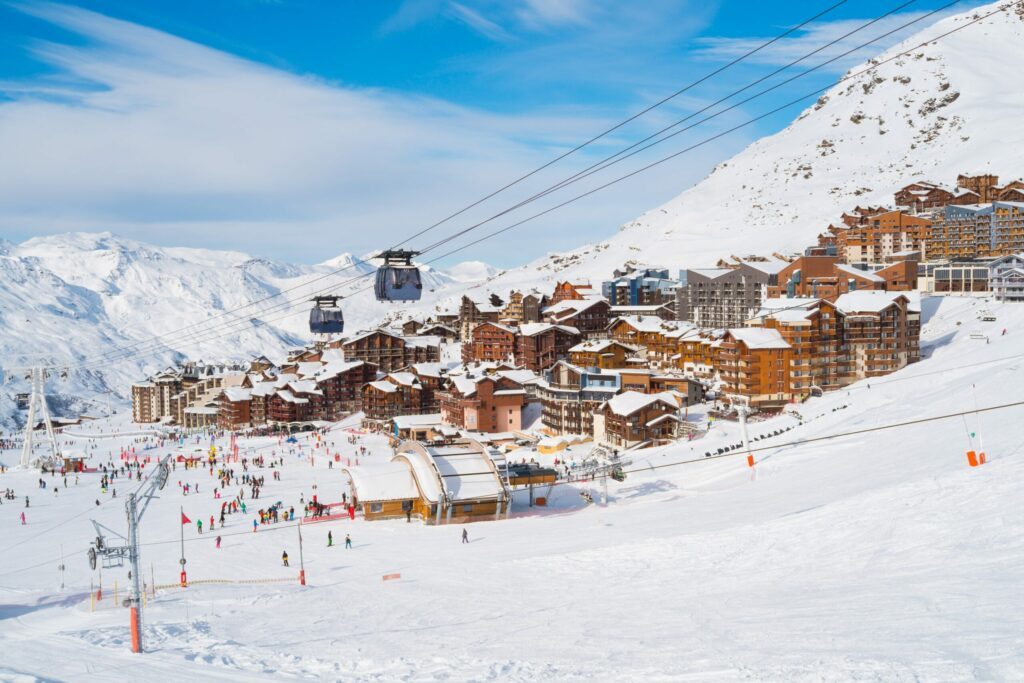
{"left": 309, "top": 295, "right": 345, "bottom": 335}
{"left": 375, "top": 249, "right": 423, "bottom": 302}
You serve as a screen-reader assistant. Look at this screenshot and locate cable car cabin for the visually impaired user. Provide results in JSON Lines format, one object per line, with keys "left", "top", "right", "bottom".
{"left": 375, "top": 249, "right": 423, "bottom": 302}
{"left": 309, "top": 295, "right": 345, "bottom": 335}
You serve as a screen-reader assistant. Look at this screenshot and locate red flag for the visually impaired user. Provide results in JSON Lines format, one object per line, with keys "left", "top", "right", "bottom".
{"left": 181, "top": 511, "right": 191, "bottom": 525}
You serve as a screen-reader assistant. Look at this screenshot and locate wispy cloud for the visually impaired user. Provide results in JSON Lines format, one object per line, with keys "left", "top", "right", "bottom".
{"left": 447, "top": 2, "right": 513, "bottom": 41}
{"left": 691, "top": 6, "right": 986, "bottom": 73}
{"left": 0, "top": 2, "right": 744, "bottom": 265}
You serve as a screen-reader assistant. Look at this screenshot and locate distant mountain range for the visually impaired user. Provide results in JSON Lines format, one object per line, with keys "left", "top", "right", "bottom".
{"left": 3, "top": 1, "right": 1022, "bottom": 430}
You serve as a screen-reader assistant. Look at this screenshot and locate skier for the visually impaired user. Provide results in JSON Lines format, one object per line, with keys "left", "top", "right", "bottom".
{"left": 282, "top": 551, "right": 289, "bottom": 567}
{"left": 462, "top": 528, "right": 469, "bottom": 544}
{"left": 328, "top": 531, "right": 333, "bottom": 547}
{"left": 25, "top": 496, "right": 29, "bottom": 508}
{"left": 216, "top": 535, "right": 222, "bottom": 549}
{"left": 20, "top": 511, "right": 26, "bottom": 525}
{"left": 252, "top": 519, "right": 258, "bottom": 533}
{"left": 197, "top": 519, "right": 203, "bottom": 534}
{"left": 344, "top": 534, "right": 352, "bottom": 549}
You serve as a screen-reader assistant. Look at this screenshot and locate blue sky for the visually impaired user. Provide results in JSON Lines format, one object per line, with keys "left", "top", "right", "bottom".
{"left": 0, "top": 0, "right": 982, "bottom": 266}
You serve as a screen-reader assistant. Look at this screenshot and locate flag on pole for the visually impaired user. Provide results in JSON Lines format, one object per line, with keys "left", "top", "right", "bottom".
{"left": 181, "top": 511, "right": 191, "bottom": 525}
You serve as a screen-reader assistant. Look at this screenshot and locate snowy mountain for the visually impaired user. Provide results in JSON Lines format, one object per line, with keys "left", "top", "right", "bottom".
{"left": 433, "top": 1, "right": 1024, "bottom": 294}
{"left": 3, "top": 2, "right": 1023, "bottom": 429}
{"left": 0, "top": 232, "right": 490, "bottom": 430}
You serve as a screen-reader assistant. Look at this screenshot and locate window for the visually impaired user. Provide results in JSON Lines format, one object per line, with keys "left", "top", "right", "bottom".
{"left": 462, "top": 504, "right": 473, "bottom": 513}
{"left": 370, "top": 503, "right": 383, "bottom": 513}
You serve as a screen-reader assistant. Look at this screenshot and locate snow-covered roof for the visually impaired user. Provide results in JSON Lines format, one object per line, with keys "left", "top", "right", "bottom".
{"left": 739, "top": 257, "right": 791, "bottom": 275}
{"left": 392, "top": 413, "right": 444, "bottom": 429}
{"left": 367, "top": 380, "right": 398, "bottom": 393}
{"left": 603, "top": 391, "right": 679, "bottom": 417}
{"left": 835, "top": 263, "right": 884, "bottom": 282}
{"left": 569, "top": 339, "right": 637, "bottom": 353}
{"left": 727, "top": 328, "right": 791, "bottom": 350}
{"left": 518, "top": 322, "right": 579, "bottom": 337}
{"left": 428, "top": 446, "right": 504, "bottom": 501}
{"left": 410, "top": 362, "right": 444, "bottom": 378}
{"left": 542, "top": 297, "right": 607, "bottom": 317}
{"left": 275, "top": 390, "right": 308, "bottom": 404}
{"left": 223, "top": 387, "right": 251, "bottom": 402}
{"left": 610, "top": 315, "right": 673, "bottom": 333}
{"left": 387, "top": 372, "right": 420, "bottom": 387}
{"left": 495, "top": 369, "right": 538, "bottom": 385}
{"left": 287, "top": 380, "right": 322, "bottom": 395}
{"left": 834, "top": 290, "right": 912, "bottom": 314}
{"left": 345, "top": 462, "right": 420, "bottom": 503}
{"left": 450, "top": 375, "right": 478, "bottom": 397}
{"left": 689, "top": 268, "right": 734, "bottom": 279}
{"left": 315, "top": 360, "right": 366, "bottom": 381}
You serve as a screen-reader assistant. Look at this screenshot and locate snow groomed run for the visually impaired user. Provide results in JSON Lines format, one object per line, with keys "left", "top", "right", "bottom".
{"left": 0, "top": 296, "right": 1022, "bottom": 680}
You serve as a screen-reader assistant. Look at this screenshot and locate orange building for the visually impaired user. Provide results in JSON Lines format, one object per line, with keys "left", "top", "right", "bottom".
{"left": 718, "top": 328, "right": 793, "bottom": 409}
{"left": 462, "top": 322, "right": 517, "bottom": 364}
{"left": 440, "top": 374, "right": 526, "bottom": 433}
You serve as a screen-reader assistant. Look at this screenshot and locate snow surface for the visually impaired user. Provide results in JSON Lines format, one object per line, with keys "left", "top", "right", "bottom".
{"left": 3, "top": 295, "right": 1023, "bottom": 680}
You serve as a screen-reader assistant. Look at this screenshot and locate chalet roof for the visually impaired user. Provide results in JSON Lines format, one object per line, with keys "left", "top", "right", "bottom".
{"left": 518, "top": 322, "right": 579, "bottom": 337}
{"left": 405, "top": 335, "right": 440, "bottom": 349}
{"left": 609, "top": 315, "right": 675, "bottom": 333}
{"left": 315, "top": 360, "right": 366, "bottom": 381}
{"left": 387, "top": 372, "right": 421, "bottom": 387}
{"left": 738, "top": 256, "right": 791, "bottom": 275}
{"left": 367, "top": 380, "right": 399, "bottom": 393}
{"left": 603, "top": 391, "right": 678, "bottom": 417}
{"left": 727, "top": 328, "right": 791, "bottom": 350}
{"left": 295, "top": 361, "right": 323, "bottom": 379}
{"left": 288, "top": 380, "right": 323, "bottom": 396}
{"left": 392, "top": 413, "right": 444, "bottom": 429}
{"left": 464, "top": 293, "right": 504, "bottom": 313}
{"left": 568, "top": 339, "right": 637, "bottom": 353}
{"left": 688, "top": 267, "right": 734, "bottom": 279}
{"left": 344, "top": 328, "right": 401, "bottom": 345}
{"left": 275, "top": 390, "right": 308, "bottom": 404}
{"left": 450, "top": 375, "right": 479, "bottom": 397}
{"left": 834, "top": 291, "right": 911, "bottom": 314}
{"left": 542, "top": 297, "right": 607, "bottom": 317}
{"left": 474, "top": 321, "right": 518, "bottom": 335}
{"left": 409, "top": 362, "right": 444, "bottom": 378}
{"left": 223, "top": 387, "right": 251, "bottom": 402}
{"left": 835, "top": 263, "right": 885, "bottom": 282}
{"left": 495, "top": 369, "right": 539, "bottom": 385}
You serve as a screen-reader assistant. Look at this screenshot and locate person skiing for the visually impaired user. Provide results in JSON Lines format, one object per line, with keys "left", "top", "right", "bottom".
{"left": 282, "top": 550, "right": 289, "bottom": 567}
{"left": 20, "top": 511, "right": 26, "bottom": 525}
{"left": 197, "top": 518, "right": 203, "bottom": 534}
{"left": 216, "top": 535, "right": 222, "bottom": 549}
{"left": 327, "top": 531, "right": 333, "bottom": 548}
{"left": 252, "top": 519, "right": 258, "bottom": 533}
{"left": 344, "top": 534, "right": 352, "bottom": 549}
{"left": 462, "top": 528, "right": 469, "bottom": 544}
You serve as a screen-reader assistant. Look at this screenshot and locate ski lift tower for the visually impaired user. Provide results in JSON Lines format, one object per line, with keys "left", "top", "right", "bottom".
{"left": 726, "top": 393, "right": 756, "bottom": 469}
{"left": 89, "top": 455, "right": 172, "bottom": 653}
{"left": 14, "top": 366, "right": 62, "bottom": 469}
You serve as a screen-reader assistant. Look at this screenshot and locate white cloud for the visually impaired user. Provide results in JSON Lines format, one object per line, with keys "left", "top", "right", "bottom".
{"left": 691, "top": 6, "right": 987, "bottom": 72}
{"left": 447, "top": 2, "right": 514, "bottom": 40}
{"left": 0, "top": 2, "right": 747, "bottom": 266}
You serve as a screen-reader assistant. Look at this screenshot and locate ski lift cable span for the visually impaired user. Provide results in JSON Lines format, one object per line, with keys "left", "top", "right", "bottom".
{"left": 35, "top": 2, "right": 862, "bottom": 370}
{"left": 51, "top": 0, "right": 1017, "bottom": 373}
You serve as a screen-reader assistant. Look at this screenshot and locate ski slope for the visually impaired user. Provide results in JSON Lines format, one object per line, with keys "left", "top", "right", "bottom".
{"left": 1, "top": 295, "right": 1022, "bottom": 680}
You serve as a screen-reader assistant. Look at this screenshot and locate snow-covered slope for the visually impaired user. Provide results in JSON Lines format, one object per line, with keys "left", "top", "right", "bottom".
{"left": 4, "top": 3, "right": 1023, "bottom": 428}
{"left": 444, "top": 1, "right": 1024, "bottom": 293}
{"left": 1, "top": 296, "right": 1022, "bottom": 680}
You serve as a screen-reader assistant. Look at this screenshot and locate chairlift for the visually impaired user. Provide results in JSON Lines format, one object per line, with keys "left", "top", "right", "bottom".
{"left": 375, "top": 249, "right": 423, "bottom": 302}
{"left": 309, "top": 295, "right": 345, "bottom": 336}
{"left": 610, "top": 466, "right": 626, "bottom": 482}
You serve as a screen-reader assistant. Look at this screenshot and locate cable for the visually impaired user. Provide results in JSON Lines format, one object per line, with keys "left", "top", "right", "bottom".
{"left": 54, "top": 0, "right": 994, "bottom": 373}
{"left": 49, "top": 0, "right": 1022, "bottom": 378}
{"left": 31, "top": 1, "right": 853, "bottom": 372}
